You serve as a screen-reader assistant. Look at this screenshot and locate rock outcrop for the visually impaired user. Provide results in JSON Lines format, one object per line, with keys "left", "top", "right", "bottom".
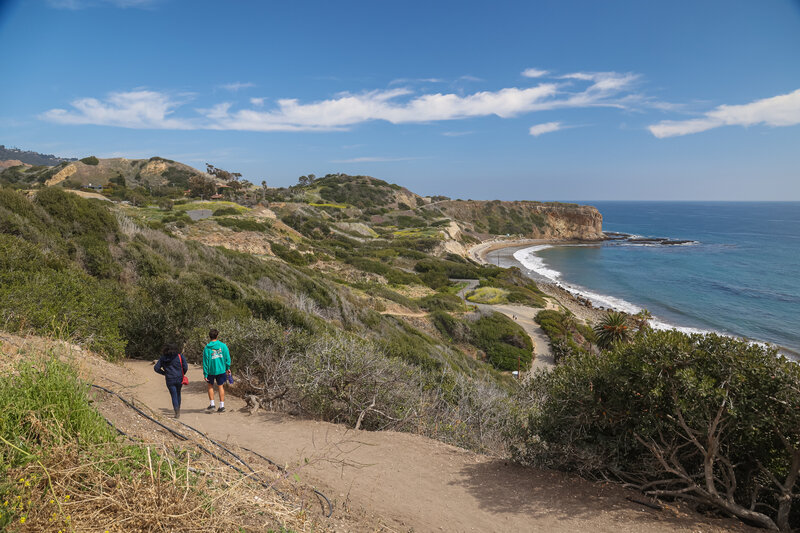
{"left": 435, "top": 200, "right": 603, "bottom": 241}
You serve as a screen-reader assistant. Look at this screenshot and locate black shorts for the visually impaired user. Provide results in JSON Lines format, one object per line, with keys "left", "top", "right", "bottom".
{"left": 206, "top": 374, "right": 227, "bottom": 385}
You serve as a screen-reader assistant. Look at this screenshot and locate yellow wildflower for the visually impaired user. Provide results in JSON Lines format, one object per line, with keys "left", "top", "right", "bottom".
{"left": 19, "top": 516, "right": 26, "bottom": 524}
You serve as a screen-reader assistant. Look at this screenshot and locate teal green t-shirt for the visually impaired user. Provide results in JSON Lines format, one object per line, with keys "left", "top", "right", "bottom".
{"left": 202, "top": 340, "right": 231, "bottom": 377}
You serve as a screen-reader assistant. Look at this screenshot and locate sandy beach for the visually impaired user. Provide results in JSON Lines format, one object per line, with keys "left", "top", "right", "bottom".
{"left": 469, "top": 238, "right": 607, "bottom": 326}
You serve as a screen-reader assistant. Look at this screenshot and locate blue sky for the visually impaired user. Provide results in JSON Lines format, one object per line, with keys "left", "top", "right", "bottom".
{"left": 1, "top": 0, "right": 799, "bottom": 200}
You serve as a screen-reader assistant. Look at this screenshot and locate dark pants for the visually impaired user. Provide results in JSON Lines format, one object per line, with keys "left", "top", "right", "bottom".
{"left": 167, "top": 383, "right": 182, "bottom": 411}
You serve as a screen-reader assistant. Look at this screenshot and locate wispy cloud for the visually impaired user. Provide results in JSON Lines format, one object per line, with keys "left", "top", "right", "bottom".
{"left": 389, "top": 78, "right": 445, "bottom": 85}
{"left": 441, "top": 131, "right": 474, "bottom": 137}
{"left": 40, "top": 71, "right": 643, "bottom": 133}
{"left": 649, "top": 88, "right": 800, "bottom": 138}
{"left": 522, "top": 68, "right": 549, "bottom": 78}
{"left": 331, "top": 156, "right": 423, "bottom": 163}
{"left": 220, "top": 82, "right": 255, "bottom": 92}
{"left": 459, "top": 75, "right": 484, "bottom": 82}
{"left": 47, "top": 0, "right": 158, "bottom": 9}
{"left": 40, "top": 90, "right": 192, "bottom": 129}
{"left": 529, "top": 121, "right": 563, "bottom": 136}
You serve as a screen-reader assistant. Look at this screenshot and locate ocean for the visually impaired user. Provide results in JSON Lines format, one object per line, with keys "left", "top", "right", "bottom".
{"left": 507, "top": 202, "right": 800, "bottom": 356}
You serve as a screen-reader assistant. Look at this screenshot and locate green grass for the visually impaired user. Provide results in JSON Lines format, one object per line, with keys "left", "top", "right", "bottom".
{"left": 392, "top": 227, "right": 442, "bottom": 238}
{"left": 467, "top": 287, "right": 509, "bottom": 305}
{"left": 174, "top": 200, "right": 249, "bottom": 213}
{"left": 309, "top": 202, "right": 348, "bottom": 209}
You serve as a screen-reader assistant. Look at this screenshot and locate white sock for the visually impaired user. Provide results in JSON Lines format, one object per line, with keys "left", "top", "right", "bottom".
{"left": 220, "top": 402, "right": 224, "bottom": 408}
{"left": 209, "top": 400, "right": 215, "bottom": 406}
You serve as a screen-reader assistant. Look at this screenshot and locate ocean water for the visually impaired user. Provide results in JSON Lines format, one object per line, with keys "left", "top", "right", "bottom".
{"left": 510, "top": 202, "right": 800, "bottom": 356}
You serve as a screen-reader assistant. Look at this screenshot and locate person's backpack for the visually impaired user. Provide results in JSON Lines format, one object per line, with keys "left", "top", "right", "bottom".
{"left": 178, "top": 354, "right": 188, "bottom": 385}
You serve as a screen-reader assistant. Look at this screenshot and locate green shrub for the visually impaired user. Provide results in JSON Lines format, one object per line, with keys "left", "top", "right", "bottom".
{"left": 0, "top": 259, "right": 126, "bottom": 358}
{"left": 512, "top": 332, "right": 800, "bottom": 531}
{"left": 469, "top": 312, "right": 532, "bottom": 371}
{"left": 80, "top": 155, "right": 100, "bottom": 165}
{"left": 271, "top": 242, "right": 312, "bottom": 266}
{"left": 418, "top": 292, "right": 464, "bottom": 312}
{"left": 212, "top": 207, "right": 239, "bottom": 216}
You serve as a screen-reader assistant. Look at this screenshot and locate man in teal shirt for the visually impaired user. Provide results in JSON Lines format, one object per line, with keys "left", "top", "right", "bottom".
{"left": 203, "top": 328, "right": 231, "bottom": 412}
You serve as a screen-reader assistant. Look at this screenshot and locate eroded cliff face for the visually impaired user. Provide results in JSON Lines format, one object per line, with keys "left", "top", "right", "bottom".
{"left": 436, "top": 200, "right": 603, "bottom": 241}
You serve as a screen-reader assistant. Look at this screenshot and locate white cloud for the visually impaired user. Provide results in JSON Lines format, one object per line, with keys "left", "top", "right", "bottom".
{"left": 529, "top": 121, "right": 562, "bottom": 136}
{"left": 40, "top": 90, "right": 191, "bottom": 129}
{"left": 220, "top": 82, "right": 255, "bottom": 92}
{"left": 40, "top": 71, "right": 642, "bottom": 133}
{"left": 389, "top": 78, "right": 445, "bottom": 85}
{"left": 649, "top": 88, "right": 800, "bottom": 138}
{"left": 522, "top": 68, "right": 549, "bottom": 78}
{"left": 331, "top": 156, "right": 423, "bottom": 163}
{"left": 459, "top": 75, "right": 484, "bottom": 82}
{"left": 441, "top": 131, "right": 474, "bottom": 137}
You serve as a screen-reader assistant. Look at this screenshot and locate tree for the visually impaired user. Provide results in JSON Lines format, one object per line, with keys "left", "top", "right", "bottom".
{"left": 297, "top": 174, "right": 316, "bottom": 187}
{"left": 593, "top": 311, "right": 630, "bottom": 349}
{"left": 205, "top": 163, "right": 242, "bottom": 182}
{"left": 188, "top": 175, "right": 217, "bottom": 199}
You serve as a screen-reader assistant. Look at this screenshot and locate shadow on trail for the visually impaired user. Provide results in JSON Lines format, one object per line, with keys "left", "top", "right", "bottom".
{"left": 455, "top": 460, "right": 755, "bottom": 531}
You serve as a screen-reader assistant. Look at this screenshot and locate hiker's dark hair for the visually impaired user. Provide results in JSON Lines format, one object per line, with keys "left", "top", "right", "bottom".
{"left": 162, "top": 342, "right": 181, "bottom": 357}
{"left": 209, "top": 329, "right": 219, "bottom": 340}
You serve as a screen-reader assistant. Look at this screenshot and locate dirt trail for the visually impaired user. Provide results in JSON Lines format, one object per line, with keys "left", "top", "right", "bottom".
{"left": 97, "top": 360, "right": 754, "bottom": 533}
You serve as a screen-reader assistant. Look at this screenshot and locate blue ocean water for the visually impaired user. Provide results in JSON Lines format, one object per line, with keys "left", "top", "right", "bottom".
{"left": 512, "top": 202, "right": 800, "bottom": 356}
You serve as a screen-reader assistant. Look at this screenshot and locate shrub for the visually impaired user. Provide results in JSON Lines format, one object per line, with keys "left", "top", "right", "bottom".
{"left": 418, "top": 292, "right": 464, "bottom": 312}
{"left": 212, "top": 206, "right": 239, "bottom": 216}
{"left": 512, "top": 332, "right": 800, "bottom": 532}
{"left": 271, "top": 242, "right": 312, "bottom": 266}
{"left": 535, "top": 309, "right": 594, "bottom": 363}
{"left": 469, "top": 312, "right": 532, "bottom": 371}
{"left": 80, "top": 155, "right": 99, "bottom": 165}
{"left": 0, "top": 264, "right": 126, "bottom": 358}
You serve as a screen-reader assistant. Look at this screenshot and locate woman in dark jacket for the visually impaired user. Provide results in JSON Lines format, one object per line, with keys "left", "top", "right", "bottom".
{"left": 154, "top": 342, "right": 188, "bottom": 418}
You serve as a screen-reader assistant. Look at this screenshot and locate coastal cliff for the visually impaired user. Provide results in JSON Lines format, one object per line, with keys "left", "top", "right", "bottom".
{"left": 435, "top": 200, "right": 603, "bottom": 241}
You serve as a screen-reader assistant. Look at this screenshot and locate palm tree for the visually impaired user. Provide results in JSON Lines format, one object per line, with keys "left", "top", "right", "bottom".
{"left": 593, "top": 311, "right": 631, "bottom": 349}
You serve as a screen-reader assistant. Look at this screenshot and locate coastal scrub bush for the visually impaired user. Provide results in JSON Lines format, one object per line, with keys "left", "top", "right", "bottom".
{"left": 0, "top": 256, "right": 126, "bottom": 357}
{"left": 212, "top": 206, "right": 239, "bottom": 216}
{"left": 534, "top": 309, "right": 594, "bottom": 363}
{"left": 469, "top": 312, "right": 532, "bottom": 371}
{"left": 417, "top": 292, "right": 464, "bottom": 312}
{"left": 80, "top": 155, "right": 99, "bottom": 165}
{"left": 511, "top": 331, "right": 800, "bottom": 532}
{"left": 271, "top": 242, "right": 313, "bottom": 266}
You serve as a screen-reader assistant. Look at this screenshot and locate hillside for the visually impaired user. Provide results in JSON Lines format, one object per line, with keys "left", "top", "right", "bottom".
{"left": 2, "top": 157, "right": 793, "bottom": 530}
{"left": 0, "top": 144, "right": 76, "bottom": 166}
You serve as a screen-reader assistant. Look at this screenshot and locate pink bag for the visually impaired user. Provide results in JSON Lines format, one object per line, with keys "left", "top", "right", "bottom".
{"left": 178, "top": 354, "right": 189, "bottom": 385}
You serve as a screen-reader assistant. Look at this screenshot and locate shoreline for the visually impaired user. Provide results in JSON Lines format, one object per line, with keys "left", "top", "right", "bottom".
{"left": 468, "top": 238, "right": 607, "bottom": 326}
{"left": 467, "top": 238, "right": 800, "bottom": 360}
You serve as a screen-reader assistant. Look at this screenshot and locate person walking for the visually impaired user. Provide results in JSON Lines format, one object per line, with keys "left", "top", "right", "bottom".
{"left": 154, "top": 342, "right": 188, "bottom": 418}
{"left": 203, "top": 328, "right": 231, "bottom": 413}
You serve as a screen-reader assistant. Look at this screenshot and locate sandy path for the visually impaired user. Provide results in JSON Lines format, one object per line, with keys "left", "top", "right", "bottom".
{"left": 95, "top": 360, "right": 754, "bottom": 533}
